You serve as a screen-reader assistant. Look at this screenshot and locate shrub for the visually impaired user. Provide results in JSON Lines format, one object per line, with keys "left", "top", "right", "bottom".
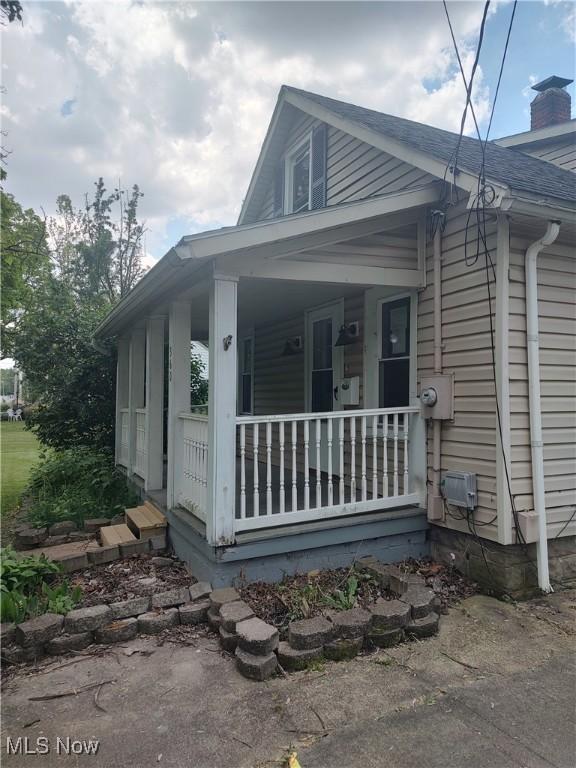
{"left": 0, "top": 546, "right": 82, "bottom": 622}
{"left": 26, "top": 447, "right": 138, "bottom": 528}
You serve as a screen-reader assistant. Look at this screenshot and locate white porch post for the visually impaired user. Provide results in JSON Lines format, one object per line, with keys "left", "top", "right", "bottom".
{"left": 145, "top": 316, "right": 166, "bottom": 491}
{"left": 167, "top": 302, "right": 191, "bottom": 510}
{"left": 128, "top": 328, "right": 146, "bottom": 477}
{"left": 115, "top": 336, "right": 130, "bottom": 466}
{"left": 206, "top": 275, "right": 238, "bottom": 546}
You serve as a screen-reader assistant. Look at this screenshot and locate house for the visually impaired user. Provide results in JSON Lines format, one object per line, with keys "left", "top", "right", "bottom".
{"left": 95, "top": 77, "right": 576, "bottom": 595}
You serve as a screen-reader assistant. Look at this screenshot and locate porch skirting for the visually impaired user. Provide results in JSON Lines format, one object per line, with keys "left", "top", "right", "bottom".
{"left": 166, "top": 506, "right": 428, "bottom": 587}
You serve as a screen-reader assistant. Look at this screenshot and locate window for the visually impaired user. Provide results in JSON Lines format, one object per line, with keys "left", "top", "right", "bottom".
{"left": 274, "top": 125, "right": 327, "bottom": 217}
{"left": 311, "top": 317, "right": 333, "bottom": 412}
{"left": 286, "top": 137, "right": 311, "bottom": 214}
{"left": 378, "top": 297, "right": 411, "bottom": 408}
{"left": 239, "top": 336, "right": 254, "bottom": 414}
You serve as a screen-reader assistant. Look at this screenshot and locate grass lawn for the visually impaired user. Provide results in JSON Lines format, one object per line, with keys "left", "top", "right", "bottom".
{"left": 1, "top": 421, "right": 41, "bottom": 518}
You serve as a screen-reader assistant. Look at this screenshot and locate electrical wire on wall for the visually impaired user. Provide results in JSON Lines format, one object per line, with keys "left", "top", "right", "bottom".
{"left": 439, "top": 1, "right": 548, "bottom": 586}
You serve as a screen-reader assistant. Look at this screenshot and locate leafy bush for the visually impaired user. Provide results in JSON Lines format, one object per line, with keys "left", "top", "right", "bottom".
{"left": 0, "top": 547, "right": 82, "bottom": 622}
{"left": 1, "top": 546, "right": 61, "bottom": 593}
{"left": 26, "top": 447, "right": 138, "bottom": 528}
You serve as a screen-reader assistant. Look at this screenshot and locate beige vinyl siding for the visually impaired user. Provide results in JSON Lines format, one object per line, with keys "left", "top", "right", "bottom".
{"left": 252, "top": 292, "right": 365, "bottom": 417}
{"left": 343, "top": 292, "right": 364, "bottom": 407}
{"left": 508, "top": 227, "right": 576, "bottom": 537}
{"left": 246, "top": 293, "right": 365, "bottom": 474}
{"left": 253, "top": 313, "right": 305, "bottom": 416}
{"left": 418, "top": 205, "right": 499, "bottom": 539}
{"left": 520, "top": 135, "right": 576, "bottom": 172}
{"left": 255, "top": 111, "right": 435, "bottom": 222}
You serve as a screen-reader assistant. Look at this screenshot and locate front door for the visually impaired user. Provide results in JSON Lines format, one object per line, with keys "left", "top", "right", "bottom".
{"left": 306, "top": 301, "right": 344, "bottom": 473}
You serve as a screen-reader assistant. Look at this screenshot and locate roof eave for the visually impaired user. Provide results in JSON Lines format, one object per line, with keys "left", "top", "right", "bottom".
{"left": 237, "top": 88, "right": 289, "bottom": 226}
{"left": 500, "top": 192, "right": 576, "bottom": 224}
{"left": 95, "top": 184, "right": 441, "bottom": 340}
{"left": 282, "top": 88, "right": 510, "bottom": 205}
{"left": 495, "top": 119, "right": 576, "bottom": 149}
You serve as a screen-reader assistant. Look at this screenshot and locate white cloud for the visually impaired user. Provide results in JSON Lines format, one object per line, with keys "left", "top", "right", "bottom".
{"left": 2, "top": 1, "right": 505, "bottom": 259}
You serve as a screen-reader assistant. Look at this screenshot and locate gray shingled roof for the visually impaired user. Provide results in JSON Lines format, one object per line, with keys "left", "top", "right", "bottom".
{"left": 285, "top": 86, "right": 576, "bottom": 205}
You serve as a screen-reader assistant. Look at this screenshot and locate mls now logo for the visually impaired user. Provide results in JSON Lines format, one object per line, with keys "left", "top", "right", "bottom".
{"left": 6, "top": 737, "right": 100, "bottom": 755}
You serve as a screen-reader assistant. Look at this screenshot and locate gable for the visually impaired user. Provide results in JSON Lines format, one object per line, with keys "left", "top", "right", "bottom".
{"left": 240, "top": 103, "right": 436, "bottom": 225}
{"left": 518, "top": 135, "right": 576, "bottom": 173}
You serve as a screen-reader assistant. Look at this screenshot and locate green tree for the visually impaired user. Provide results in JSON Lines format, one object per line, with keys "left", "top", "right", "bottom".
{"left": 1, "top": 189, "right": 50, "bottom": 355}
{"left": 11, "top": 178, "right": 146, "bottom": 450}
{"left": 14, "top": 282, "right": 116, "bottom": 450}
{"left": 190, "top": 349, "right": 208, "bottom": 405}
{"left": 49, "top": 179, "right": 146, "bottom": 302}
{"left": 0, "top": 1, "right": 23, "bottom": 25}
{"left": 12, "top": 178, "right": 208, "bottom": 452}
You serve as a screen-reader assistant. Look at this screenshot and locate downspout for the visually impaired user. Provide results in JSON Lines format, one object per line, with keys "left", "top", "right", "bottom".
{"left": 429, "top": 220, "right": 443, "bottom": 520}
{"left": 525, "top": 220, "right": 561, "bottom": 593}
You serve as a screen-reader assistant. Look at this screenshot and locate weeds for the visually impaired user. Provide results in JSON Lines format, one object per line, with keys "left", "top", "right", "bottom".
{"left": 26, "top": 447, "right": 138, "bottom": 528}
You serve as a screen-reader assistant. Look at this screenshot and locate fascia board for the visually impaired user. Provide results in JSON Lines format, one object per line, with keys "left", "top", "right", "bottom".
{"left": 179, "top": 185, "right": 440, "bottom": 261}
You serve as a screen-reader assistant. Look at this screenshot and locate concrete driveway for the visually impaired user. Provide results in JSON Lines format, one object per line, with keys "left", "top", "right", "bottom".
{"left": 2, "top": 591, "right": 575, "bottom": 768}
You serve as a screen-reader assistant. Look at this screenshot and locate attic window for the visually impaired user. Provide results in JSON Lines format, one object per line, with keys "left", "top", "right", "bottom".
{"left": 287, "top": 137, "right": 311, "bottom": 213}
{"left": 273, "top": 124, "right": 327, "bottom": 218}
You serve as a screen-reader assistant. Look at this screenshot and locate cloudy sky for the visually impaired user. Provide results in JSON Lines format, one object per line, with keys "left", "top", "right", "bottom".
{"left": 1, "top": 0, "right": 575, "bottom": 264}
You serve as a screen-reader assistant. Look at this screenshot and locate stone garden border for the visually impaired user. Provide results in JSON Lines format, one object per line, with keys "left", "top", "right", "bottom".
{"left": 1, "top": 557, "right": 442, "bottom": 681}
{"left": 1, "top": 581, "right": 213, "bottom": 665}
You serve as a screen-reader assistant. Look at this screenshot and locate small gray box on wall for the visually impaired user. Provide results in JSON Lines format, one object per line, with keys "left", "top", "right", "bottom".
{"left": 419, "top": 374, "right": 454, "bottom": 420}
{"left": 441, "top": 471, "right": 477, "bottom": 510}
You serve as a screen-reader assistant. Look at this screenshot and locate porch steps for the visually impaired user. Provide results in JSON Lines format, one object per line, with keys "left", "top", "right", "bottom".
{"left": 125, "top": 503, "right": 168, "bottom": 550}
{"left": 100, "top": 523, "right": 137, "bottom": 547}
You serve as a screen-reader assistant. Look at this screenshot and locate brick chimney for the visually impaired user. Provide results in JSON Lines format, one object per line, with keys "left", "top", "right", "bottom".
{"left": 530, "top": 76, "right": 573, "bottom": 130}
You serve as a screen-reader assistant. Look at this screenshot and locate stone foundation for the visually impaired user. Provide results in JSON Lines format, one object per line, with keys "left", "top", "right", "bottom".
{"left": 430, "top": 526, "right": 576, "bottom": 598}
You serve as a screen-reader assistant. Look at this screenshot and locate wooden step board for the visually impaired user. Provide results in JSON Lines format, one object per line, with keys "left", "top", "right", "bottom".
{"left": 126, "top": 503, "right": 167, "bottom": 541}
{"left": 101, "top": 523, "right": 136, "bottom": 547}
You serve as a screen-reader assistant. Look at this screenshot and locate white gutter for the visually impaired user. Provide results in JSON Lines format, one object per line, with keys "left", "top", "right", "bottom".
{"left": 525, "top": 220, "right": 561, "bottom": 593}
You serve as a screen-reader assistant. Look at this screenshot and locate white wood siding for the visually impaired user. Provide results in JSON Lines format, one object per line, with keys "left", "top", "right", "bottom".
{"left": 418, "top": 206, "right": 500, "bottom": 540}
{"left": 256, "top": 112, "right": 435, "bottom": 222}
{"left": 508, "top": 227, "right": 576, "bottom": 537}
{"left": 520, "top": 135, "right": 576, "bottom": 172}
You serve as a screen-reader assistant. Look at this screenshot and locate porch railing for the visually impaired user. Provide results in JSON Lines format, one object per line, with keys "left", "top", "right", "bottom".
{"left": 235, "top": 406, "right": 421, "bottom": 531}
{"left": 177, "top": 412, "right": 209, "bottom": 521}
{"left": 119, "top": 408, "right": 130, "bottom": 467}
{"left": 134, "top": 408, "right": 147, "bottom": 479}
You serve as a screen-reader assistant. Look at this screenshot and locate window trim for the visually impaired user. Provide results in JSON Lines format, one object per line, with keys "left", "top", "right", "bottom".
{"left": 238, "top": 334, "right": 255, "bottom": 415}
{"left": 376, "top": 293, "right": 416, "bottom": 409}
{"left": 363, "top": 288, "right": 418, "bottom": 410}
{"left": 284, "top": 132, "right": 313, "bottom": 215}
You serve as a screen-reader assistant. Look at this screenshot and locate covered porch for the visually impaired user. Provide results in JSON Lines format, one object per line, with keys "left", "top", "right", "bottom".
{"left": 104, "top": 187, "right": 436, "bottom": 558}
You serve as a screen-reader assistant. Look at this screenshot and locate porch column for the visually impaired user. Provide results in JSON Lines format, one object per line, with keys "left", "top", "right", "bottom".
{"left": 128, "top": 328, "right": 146, "bottom": 477}
{"left": 206, "top": 275, "right": 238, "bottom": 546}
{"left": 115, "top": 336, "right": 130, "bottom": 467}
{"left": 145, "top": 316, "right": 166, "bottom": 491}
{"left": 167, "top": 301, "right": 191, "bottom": 510}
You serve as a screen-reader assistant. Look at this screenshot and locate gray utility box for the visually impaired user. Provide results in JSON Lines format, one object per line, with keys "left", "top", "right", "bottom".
{"left": 441, "top": 471, "right": 477, "bottom": 510}
{"left": 419, "top": 374, "right": 454, "bottom": 420}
